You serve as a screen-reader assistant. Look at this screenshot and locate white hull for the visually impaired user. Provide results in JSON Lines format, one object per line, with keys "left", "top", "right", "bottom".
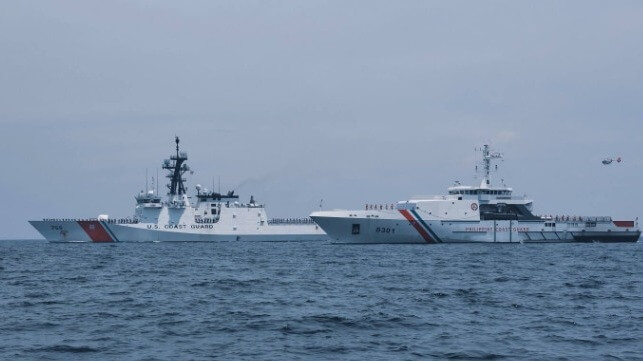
{"left": 30, "top": 220, "right": 327, "bottom": 243}
{"left": 29, "top": 138, "right": 328, "bottom": 243}
{"left": 310, "top": 144, "right": 640, "bottom": 244}
{"left": 310, "top": 210, "right": 640, "bottom": 244}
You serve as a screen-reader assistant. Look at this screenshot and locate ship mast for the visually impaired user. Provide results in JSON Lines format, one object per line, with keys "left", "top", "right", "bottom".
{"left": 163, "top": 136, "right": 190, "bottom": 196}
{"left": 480, "top": 144, "right": 502, "bottom": 188}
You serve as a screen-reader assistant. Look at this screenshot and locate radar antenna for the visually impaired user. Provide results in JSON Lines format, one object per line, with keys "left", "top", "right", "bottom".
{"left": 163, "top": 137, "right": 190, "bottom": 195}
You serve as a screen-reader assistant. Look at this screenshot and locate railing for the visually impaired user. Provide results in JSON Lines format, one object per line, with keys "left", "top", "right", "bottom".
{"left": 365, "top": 204, "right": 397, "bottom": 210}
{"left": 537, "top": 215, "right": 612, "bottom": 222}
{"left": 106, "top": 218, "right": 139, "bottom": 224}
{"left": 42, "top": 218, "right": 140, "bottom": 224}
{"left": 194, "top": 218, "right": 218, "bottom": 224}
{"left": 268, "top": 218, "right": 316, "bottom": 225}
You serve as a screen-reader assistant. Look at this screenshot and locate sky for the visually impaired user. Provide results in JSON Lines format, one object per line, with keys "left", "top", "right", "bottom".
{"left": 1, "top": 1, "right": 642, "bottom": 239}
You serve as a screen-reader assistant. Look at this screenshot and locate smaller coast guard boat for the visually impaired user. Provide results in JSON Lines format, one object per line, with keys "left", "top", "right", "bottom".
{"left": 311, "top": 145, "right": 640, "bottom": 244}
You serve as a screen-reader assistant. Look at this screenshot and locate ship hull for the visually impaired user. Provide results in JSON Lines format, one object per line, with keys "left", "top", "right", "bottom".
{"left": 310, "top": 211, "right": 640, "bottom": 244}
{"left": 30, "top": 220, "right": 327, "bottom": 243}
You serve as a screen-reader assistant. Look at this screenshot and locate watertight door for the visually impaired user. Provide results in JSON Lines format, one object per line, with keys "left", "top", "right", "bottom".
{"left": 493, "top": 220, "right": 514, "bottom": 243}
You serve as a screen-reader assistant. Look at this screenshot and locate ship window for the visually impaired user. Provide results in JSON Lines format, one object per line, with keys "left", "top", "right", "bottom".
{"left": 352, "top": 224, "right": 360, "bottom": 235}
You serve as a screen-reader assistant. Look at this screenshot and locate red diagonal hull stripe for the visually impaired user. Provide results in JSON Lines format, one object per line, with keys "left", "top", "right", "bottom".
{"left": 78, "top": 220, "right": 114, "bottom": 243}
{"left": 399, "top": 209, "right": 434, "bottom": 243}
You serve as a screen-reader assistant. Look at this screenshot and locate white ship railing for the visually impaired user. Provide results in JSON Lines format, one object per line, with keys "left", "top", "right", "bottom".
{"left": 268, "top": 218, "right": 316, "bottom": 225}
{"left": 194, "top": 218, "right": 218, "bottom": 224}
{"left": 42, "top": 218, "right": 140, "bottom": 224}
{"left": 536, "top": 215, "right": 612, "bottom": 222}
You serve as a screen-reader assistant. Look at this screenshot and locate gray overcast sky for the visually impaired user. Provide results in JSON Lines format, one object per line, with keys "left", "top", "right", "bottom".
{"left": 1, "top": 1, "right": 642, "bottom": 239}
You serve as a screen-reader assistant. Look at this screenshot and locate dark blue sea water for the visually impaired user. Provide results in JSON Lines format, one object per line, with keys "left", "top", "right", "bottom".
{"left": 1, "top": 240, "right": 641, "bottom": 361}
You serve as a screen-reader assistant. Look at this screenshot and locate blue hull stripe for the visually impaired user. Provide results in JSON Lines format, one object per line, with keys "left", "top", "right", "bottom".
{"left": 100, "top": 221, "right": 120, "bottom": 242}
{"left": 410, "top": 209, "right": 442, "bottom": 243}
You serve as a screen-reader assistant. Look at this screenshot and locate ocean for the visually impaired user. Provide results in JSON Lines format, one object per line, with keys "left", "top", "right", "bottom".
{"left": 1, "top": 240, "right": 641, "bottom": 360}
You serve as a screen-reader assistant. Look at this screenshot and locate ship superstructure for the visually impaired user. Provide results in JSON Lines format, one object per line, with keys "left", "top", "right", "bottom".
{"left": 311, "top": 145, "right": 640, "bottom": 244}
{"left": 30, "top": 138, "right": 326, "bottom": 242}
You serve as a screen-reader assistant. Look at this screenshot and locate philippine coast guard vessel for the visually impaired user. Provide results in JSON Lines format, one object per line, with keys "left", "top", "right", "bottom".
{"left": 30, "top": 137, "right": 327, "bottom": 242}
{"left": 311, "top": 145, "right": 640, "bottom": 244}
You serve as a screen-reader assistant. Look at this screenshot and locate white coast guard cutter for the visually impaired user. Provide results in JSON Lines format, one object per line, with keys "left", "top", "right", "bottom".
{"left": 311, "top": 145, "right": 640, "bottom": 244}
{"left": 30, "top": 137, "right": 327, "bottom": 242}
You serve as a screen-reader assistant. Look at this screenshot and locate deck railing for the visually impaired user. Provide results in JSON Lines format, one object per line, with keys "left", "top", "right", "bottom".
{"left": 42, "top": 218, "right": 140, "bottom": 224}
{"left": 268, "top": 218, "right": 316, "bottom": 225}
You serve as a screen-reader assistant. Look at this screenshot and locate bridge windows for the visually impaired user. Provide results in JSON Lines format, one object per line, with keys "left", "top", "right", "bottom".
{"left": 450, "top": 189, "right": 512, "bottom": 196}
{"left": 480, "top": 203, "right": 540, "bottom": 221}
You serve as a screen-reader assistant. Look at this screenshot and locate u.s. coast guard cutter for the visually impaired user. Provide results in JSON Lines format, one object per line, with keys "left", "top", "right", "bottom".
{"left": 30, "top": 137, "right": 327, "bottom": 242}
{"left": 311, "top": 145, "right": 640, "bottom": 244}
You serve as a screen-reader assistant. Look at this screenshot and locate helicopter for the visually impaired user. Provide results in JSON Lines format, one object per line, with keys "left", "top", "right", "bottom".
{"left": 602, "top": 156, "right": 622, "bottom": 165}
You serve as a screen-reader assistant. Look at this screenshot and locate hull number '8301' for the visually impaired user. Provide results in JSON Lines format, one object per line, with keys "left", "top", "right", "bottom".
{"left": 376, "top": 227, "right": 395, "bottom": 234}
